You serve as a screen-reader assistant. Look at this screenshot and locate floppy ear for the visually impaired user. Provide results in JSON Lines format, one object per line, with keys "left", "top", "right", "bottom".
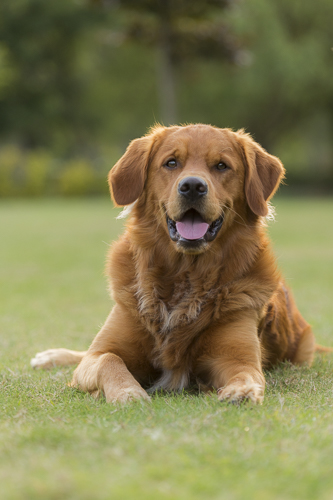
{"left": 108, "top": 135, "right": 153, "bottom": 206}
{"left": 239, "top": 132, "right": 285, "bottom": 217}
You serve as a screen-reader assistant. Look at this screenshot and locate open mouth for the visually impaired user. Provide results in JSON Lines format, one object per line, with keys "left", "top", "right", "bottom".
{"left": 167, "top": 208, "right": 224, "bottom": 245}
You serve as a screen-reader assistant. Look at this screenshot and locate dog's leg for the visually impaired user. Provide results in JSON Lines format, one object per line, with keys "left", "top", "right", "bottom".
{"left": 70, "top": 304, "right": 154, "bottom": 403}
{"left": 293, "top": 324, "right": 315, "bottom": 365}
{"left": 196, "top": 311, "right": 265, "bottom": 404}
{"left": 31, "top": 349, "right": 87, "bottom": 369}
{"left": 71, "top": 352, "right": 151, "bottom": 403}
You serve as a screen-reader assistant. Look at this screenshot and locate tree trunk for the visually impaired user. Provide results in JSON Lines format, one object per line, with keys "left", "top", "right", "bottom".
{"left": 156, "top": 11, "right": 177, "bottom": 125}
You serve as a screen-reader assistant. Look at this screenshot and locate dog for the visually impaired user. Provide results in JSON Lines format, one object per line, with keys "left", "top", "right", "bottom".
{"left": 31, "top": 123, "right": 325, "bottom": 404}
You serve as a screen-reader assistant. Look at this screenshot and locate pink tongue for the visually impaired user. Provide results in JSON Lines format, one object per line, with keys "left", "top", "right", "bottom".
{"left": 176, "top": 212, "right": 209, "bottom": 240}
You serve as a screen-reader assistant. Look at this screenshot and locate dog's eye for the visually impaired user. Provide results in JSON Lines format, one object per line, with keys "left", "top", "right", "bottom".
{"left": 165, "top": 159, "right": 177, "bottom": 169}
{"left": 216, "top": 161, "right": 228, "bottom": 171}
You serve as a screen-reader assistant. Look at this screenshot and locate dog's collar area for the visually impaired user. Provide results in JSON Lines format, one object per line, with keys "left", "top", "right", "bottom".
{"left": 167, "top": 209, "right": 224, "bottom": 246}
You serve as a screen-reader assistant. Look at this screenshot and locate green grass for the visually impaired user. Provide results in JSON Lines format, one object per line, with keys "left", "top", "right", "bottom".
{"left": 1, "top": 197, "right": 333, "bottom": 500}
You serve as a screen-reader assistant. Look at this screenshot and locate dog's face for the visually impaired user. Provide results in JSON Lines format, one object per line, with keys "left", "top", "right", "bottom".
{"left": 109, "top": 124, "right": 284, "bottom": 255}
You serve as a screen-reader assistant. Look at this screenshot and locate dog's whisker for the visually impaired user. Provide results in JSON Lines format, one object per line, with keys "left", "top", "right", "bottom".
{"left": 220, "top": 203, "right": 272, "bottom": 229}
{"left": 220, "top": 204, "right": 248, "bottom": 226}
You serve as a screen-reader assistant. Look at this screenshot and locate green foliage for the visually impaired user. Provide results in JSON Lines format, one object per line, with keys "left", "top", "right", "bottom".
{"left": 0, "top": 0, "right": 103, "bottom": 152}
{"left": 0, "top": 0, "right": 332, "bottom": 194}
{"left": 175, "top": 0, "right": 333, "bottom": 187}
{"left": 0, "top": 146, "right": 110, "bottom": 197}
{"left": 59, "top": 160, "right": 93, "bottom": 196}
{"left": 116, "top": 0, "right": 239, "bottom": 62}
{"left": 59, "top": 160, "right": 100, "bottom": 196}
{"left": 24, "top": 151, "right": 52, "bottom": 196}
{"left": 0, "top": 43, "right": 15, "bottom": 97}
{"left": 0, "top": 146, "right": 23, "bottom": 196}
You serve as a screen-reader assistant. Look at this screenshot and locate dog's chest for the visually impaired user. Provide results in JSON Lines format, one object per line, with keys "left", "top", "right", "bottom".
{"left": 135, "top": 273, "right": 224, "bottom": 337}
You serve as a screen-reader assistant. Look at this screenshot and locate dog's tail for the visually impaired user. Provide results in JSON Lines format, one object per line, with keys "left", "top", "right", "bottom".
{"left": 315, "top": 344, "right": 333, "bottom": 354}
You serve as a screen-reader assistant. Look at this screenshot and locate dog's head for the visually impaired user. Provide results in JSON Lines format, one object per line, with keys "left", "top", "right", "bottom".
{"left": 109, "top": 124, "right": 284, "bottom": 254}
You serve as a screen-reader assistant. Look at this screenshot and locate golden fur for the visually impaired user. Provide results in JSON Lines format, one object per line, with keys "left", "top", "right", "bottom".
{"left": 31, "top": 124, "right": 322, "bottom": 404}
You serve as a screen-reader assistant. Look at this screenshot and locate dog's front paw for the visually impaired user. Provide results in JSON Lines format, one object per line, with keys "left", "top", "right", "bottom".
{"left": 217, "top": 378, "right": 264, "bottom": 404}
{"left": 105, "top": 384, "right": 151, "bottom": 404}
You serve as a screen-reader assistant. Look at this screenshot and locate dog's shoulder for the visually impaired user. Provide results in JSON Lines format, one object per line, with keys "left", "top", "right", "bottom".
{"left": 106, "top": 231, "right": 136, "bottom": 305}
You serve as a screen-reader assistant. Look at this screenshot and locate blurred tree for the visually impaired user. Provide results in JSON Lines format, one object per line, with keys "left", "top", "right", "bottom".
{"left": 228, "top": 0, "right": 333, "bottom": 150}
{"left": 0, "top": 0, "right": 103, "bottom": 152}
{"left": 97, "top": 0, "right": 242, "bottom": 124}
{"left": 0, "top": 0, "right": 333, "bottom": 191}
{"left": 174, "top": 0, "right": 333, "bottom": 186}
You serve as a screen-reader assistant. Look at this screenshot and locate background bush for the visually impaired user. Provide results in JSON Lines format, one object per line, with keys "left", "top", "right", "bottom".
{"left": 0, "top": 146, "right": 111, "bottom": 197}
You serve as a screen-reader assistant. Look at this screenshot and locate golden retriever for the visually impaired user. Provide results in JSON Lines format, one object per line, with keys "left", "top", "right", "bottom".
{"left": 31, "top": 124, "right": 323, "bottom": 404}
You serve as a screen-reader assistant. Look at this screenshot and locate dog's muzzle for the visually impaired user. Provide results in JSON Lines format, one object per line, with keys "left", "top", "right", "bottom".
{"left": 167, "top": 208, "right": 224, "bottom": 249}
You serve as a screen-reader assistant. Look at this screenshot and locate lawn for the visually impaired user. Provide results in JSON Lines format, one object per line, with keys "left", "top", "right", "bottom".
{"left": 1, "top": 197, "right": 333, "bottom": 500}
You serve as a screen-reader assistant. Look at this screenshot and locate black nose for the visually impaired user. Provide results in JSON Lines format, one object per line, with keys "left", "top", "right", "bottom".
{"left": 178, "top": 177, "right": 208, "bottom": 201}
